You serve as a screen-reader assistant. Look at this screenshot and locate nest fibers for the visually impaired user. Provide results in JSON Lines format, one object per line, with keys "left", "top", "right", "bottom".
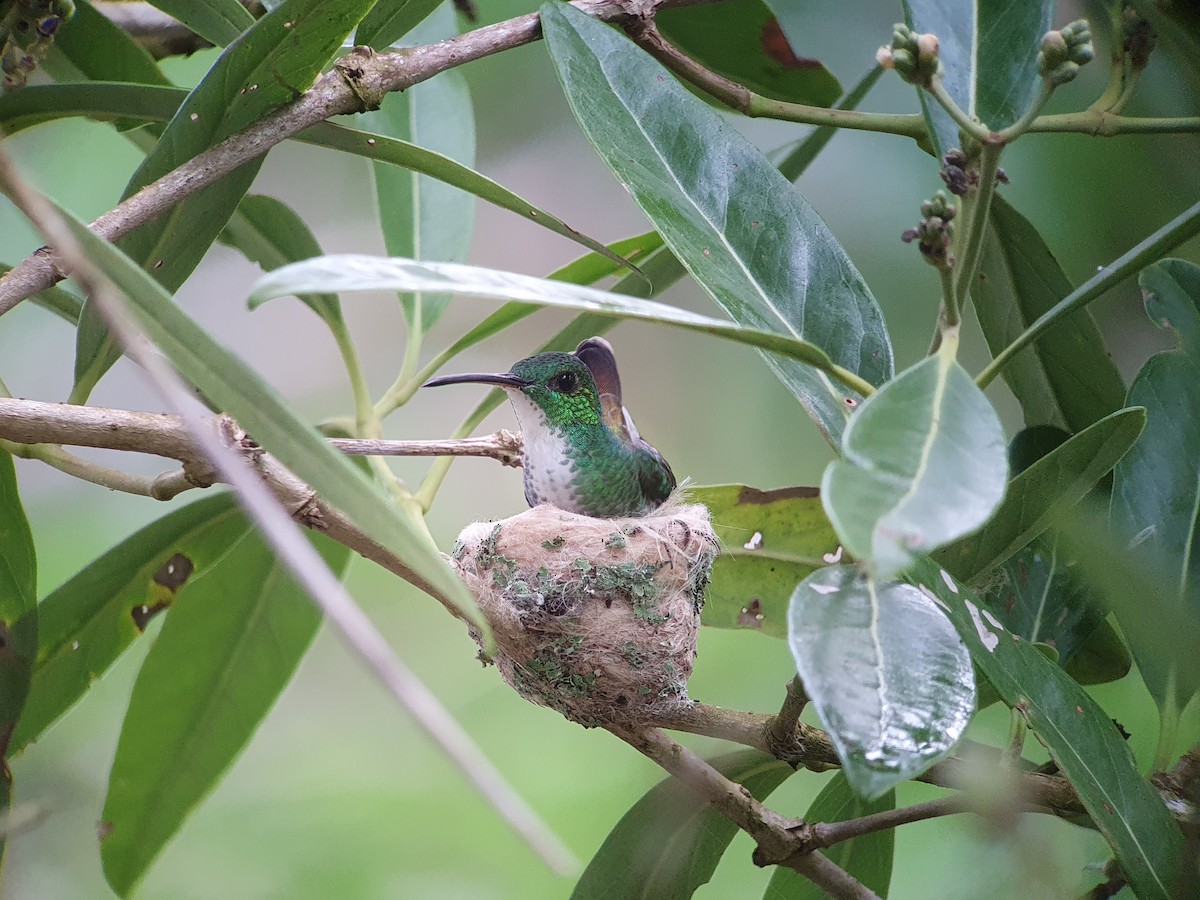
{"left": 451, "top": 498, "right": 716, "bottom": 727}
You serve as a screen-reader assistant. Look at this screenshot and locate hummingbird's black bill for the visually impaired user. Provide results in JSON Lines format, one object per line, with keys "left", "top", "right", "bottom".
{"left": 423, "top": 372, "right": 532, "bottom": 389}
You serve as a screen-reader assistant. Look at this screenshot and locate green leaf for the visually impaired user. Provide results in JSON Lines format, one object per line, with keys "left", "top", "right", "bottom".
{"left": 572, "top": 749, "right": 793, "bottom": 900}
{"left": 902, "top": 1, "right": 1053, "bottom": 158}
{"left": 249, "top": 256, "right": 871, "bottom": 394}
{"left": 1111, "top": 258, "right": 1200, "bottom": 714}
{"left": 219, "top": 194, "right": 344, "bottom": 328}
{"left": 689, "top": 484, "right": 838, "bottom": 639}
{"left": 541, "top": 1, "right": 892, "bottom": 448}
{"left": 298, "top": 121, "right": 638, "bottom": 280}
{"left": 910, "top": 556, "right": 1183, "bottom": 900}
{"left": 822, "top": 348, "right": 1007, "bottom": 581}
{"left": 361, "top": 4, "right": 475, "bottom": 332}
{"left": 355, "top": 0, "right": 443, "bottom": 47}
{"left": 0, "top": 82, "right": 181, "bottom": 136}
{"left": 788, "top": 566, "right": 974, "bottom": 799}
{"left": 73, "top": 0, "right": 377, "bottom": 398}
{"left": 54, "top": 0, "right": 170, "bottom": 86}
{"left": 763, "top": 772, "right": 894, "bottom": 899}
{"left": 656, "top": 0, "right": 841, "bottom": 106}
{"left": 100, "top": 528, "right": 348, "bottom": 896}
{"left": 936, "top": 407, "right": 1146, "bottom": 583}
{"left": 9, "top": 494, "right": 244, "bottom": 755}
{"left": 0, "top": 450, "right": 37, "bottom": 757}
{"left": 142, "top": 0, "right": 255, "bottom": 46}
{"left": 55, "top": 204, "right": 485, "bottom": 635}
{"left": 974, "top": 198, "right": 1125, "bottom": 433}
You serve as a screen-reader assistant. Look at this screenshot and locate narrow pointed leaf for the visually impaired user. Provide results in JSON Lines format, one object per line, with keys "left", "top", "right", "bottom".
{"left": 219, "top": 194, "right": 343, "bottom": 328}
{"left": 1111, "top": 258, "right": 1200, "bottom": 713}
{"left": 56, "top": 205, "right": 484, "bottom": 633}
{"left": 572, "top": 750, "right": 793, "bottom": 900}
{"left": 541, "top": 1, "right": 892, "bottom": 447}
{"left": 902, "top": 1, "right": 1053, "bottom": 158}
{"left": 298, "top": 122, "right": 636, "bottom": 278}
{"left": 764, "top": 772, "right": 894, "bottom": 899}
{"left": 142, "top": 0, "right": 255, "bottom": 47}
{"left": 355, "top": 0, "right": 443, "bottom": 47}
{"left": 910, "top": 557, "right": 1183, "bottom": 900}
{"left": 54, "top": 0, "right": 170, "bottom": 86}
{"left": 689, "top": 484, "right": 839, "bottom": 639}
{"left": 974, "top": 198, "right": 1125, "bottom": 432}
{"left": 361, "top": 4, "right": 475, "bottom": 332}
{"left": 657, "top": 0, "right": 841, "bottom": 106}
{"left": 101, "top": 529, "right": 348, "bottom": 896}
{"left": 250, "top": 256, "right": 867, "bottom": 390}
{"left": 936, "top": 407, "right": 1145, "bottom": 583}
{"left": 74, "top": 0, "right": 377, "bottom": 397}
{"left": 788, "top": 566, "right": 974, "bottom": 799}
{"left": 0, "top": 82, "right": 182, "bottom": 136}
{"left": 0, "top": 451, "right": 35, "bottom": 867}
{"left": 9, "top": 494, "right": 244, "bottom": 755}
{"left": 822, "top": 349, "right": 1007, "bottom": 581}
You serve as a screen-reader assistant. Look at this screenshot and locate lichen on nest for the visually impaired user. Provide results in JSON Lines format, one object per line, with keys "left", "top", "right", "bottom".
{"left": 451, "top": 497, "right": 716, "bottom": 727}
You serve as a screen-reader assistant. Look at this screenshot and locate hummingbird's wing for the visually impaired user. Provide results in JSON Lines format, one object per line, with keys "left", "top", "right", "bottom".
{"left": 575, "top": 337, "right": 632, "bottom": 443}
{"left": 637, "top": 441, "right": 677, "bottom": 507}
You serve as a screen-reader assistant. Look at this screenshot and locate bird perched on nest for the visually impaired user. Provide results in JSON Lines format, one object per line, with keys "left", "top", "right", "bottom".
{"left": 424, "top": 337, "right": 675, "bottom": 518}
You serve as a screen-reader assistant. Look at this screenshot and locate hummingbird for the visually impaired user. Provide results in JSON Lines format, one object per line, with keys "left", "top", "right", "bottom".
{"left": 424, "top": 337, "right": 676, "bottom": 518}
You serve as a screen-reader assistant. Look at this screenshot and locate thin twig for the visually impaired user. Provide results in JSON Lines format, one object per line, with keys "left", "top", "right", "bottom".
{"left": 0, "top": 0, "right": 719, "bottom": 316}
{"left": 612, "top": 727, "right": 881, "bottom": 900}
{"left": 765, "top": 677, "right": 809, "bottom": 759}
{"left": 0, "top": 156, "right": 576, "bottom": 875}
{"left": 624, "top": 19, "right": 925, "bottom": 140}
{"left": 806, "top": 795, "right": 970, "bottom": 850}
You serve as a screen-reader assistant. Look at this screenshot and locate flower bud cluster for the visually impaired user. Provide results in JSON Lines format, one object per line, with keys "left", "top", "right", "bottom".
{"left": 876, "top": 23, "right": 941, "bottom": 87}
{"left": 901, "top": 192, "right": 957, "bottom": 268}
{"left": 1038, "top": 20, "right": 1094, "bottom": 86}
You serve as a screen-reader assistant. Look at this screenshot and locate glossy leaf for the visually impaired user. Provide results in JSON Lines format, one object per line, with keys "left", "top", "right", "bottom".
{"left": 144, "top": 0, "right": 254, "bottom": 46}
{"left": 903, "top": 1, "right": 1052, "bottom": 158}
{"left": 822, "top": 348, "right": 1007, "bottom": 581}
{"left": 55, "top": 204, "right": 485, "bottom": 634}
{"left": 0, "top": 451, "right": 37, "bottom": 749}
{"left": 657, "top": 0, "right": 841, "bottom": 106}
{"left": 355, "top": 0, "right": 443, "bottom": 47}
{"left": 54, "top": 0, "right": 170, "bottom": 86}
{"left": 297, "top": 122, "right": 636, "bottom": 278}
{"left": 74, "top": 0, "right": 377, "bottom": 397}
{"left": 361, "top": 4, "right": 475, "bottom": 333}
{"left": 974, "top": 198, "right": 1125, "bottom": 432}
{"left": 219, "top": 194, "right": 343, "bottom": 328}
{"left": 789, "top": 566, "right": 974, "bottom": 799}
{"left": 1111, "top": 259, "right": 1200, "bottom": 713}
{"left": 936, "top": 407, "right": 1145, "bottom": 583}
{"left": 689, "top": 484, "right": 839, "bottom": 639}
{"left": 572, "top": 749, "right": 793, "bottom": 899}
{"left": 763, "top": 772, "right": 894, "bottom": 899}
{"left": 541, "top": 1, "right": 892, "bottom": 447}
{"left": 101, "top": 529, "right": 348, "bottom": 896}
{"left": 9, "top": 494, "right": 244, "bottom": 755}
{"left": 909, "top": 557, "right": 1183, "bottom": 900}
{"left": 250, "top": 256, "right": 866, "bottom": 387}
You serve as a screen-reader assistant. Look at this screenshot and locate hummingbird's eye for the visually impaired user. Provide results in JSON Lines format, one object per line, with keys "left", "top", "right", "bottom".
{"left": 552, "top": 372, "right": 578, "bottom": 393}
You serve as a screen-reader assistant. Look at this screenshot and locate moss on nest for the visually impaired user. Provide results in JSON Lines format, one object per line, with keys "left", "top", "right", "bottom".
{"left": 452, "top": 498, "right": 716, "bottom": 727}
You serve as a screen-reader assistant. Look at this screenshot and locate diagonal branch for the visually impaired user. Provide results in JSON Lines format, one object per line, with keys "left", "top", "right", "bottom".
{"left": 0, "top": 0, "right": 720, "bottom": 316}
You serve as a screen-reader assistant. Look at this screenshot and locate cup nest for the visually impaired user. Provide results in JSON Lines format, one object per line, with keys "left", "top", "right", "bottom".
{"left": 451, "top": 498, "right": 716, "bottom": 727}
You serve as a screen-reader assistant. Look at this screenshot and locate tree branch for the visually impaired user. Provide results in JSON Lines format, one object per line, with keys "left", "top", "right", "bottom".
{"left": 0, "top": 0, "right": 720, "bottom": 316}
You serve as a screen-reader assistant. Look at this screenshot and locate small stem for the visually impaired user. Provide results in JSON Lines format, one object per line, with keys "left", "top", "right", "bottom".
{"left": 952, "top": 142, "right": 1003, "bottom": 311}
{"left": 807, "top": 795, "right": 969, "bottom": 850}
{"left": 1107, "top": 72, "right": 1142, "bottom": 116}
{"left": 995, "top": 81, "right": 1054, "bottom": 143}
{"left": 929, "top": 264, "right": 958, "bottom": 354}
{"left": 1153, "top": 687, "right": 1180, "bottom": 773}
{"left": 1003, "top": 706, "right": 1029, "bottom": 768}
{"left": 331, "top": 433, "right": 524, "bottom": 465}
{"left": 978, "top": 197, "right": 1200, "bottom": 389}
{"left": 765, "top": 677, "right": 809, "bottom": 757}
{"left": 1028, "top": 112, "right": 1200, "bottom": 136}
{"left": 0, "top": 438, "right": 200, "bottom": 500}
{"left": 626, "top": 19, "right": 926, "bottom": 141}
{"left": 926, "top": 77, "right": 990, "bottom": 142}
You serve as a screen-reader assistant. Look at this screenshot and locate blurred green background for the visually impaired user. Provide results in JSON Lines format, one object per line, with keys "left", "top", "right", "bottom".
{"left": 1, "top": 1, "right": 1198, "bottom": 897}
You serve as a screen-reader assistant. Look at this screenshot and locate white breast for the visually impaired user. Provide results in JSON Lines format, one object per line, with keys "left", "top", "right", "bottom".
{"left": 507, "top": 392, "right": 581, "bottom": 509}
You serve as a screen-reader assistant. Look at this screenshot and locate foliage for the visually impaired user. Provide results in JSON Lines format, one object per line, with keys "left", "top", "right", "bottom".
{"left": 0, "top": 0, "right": 1198, "bottom": 897}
